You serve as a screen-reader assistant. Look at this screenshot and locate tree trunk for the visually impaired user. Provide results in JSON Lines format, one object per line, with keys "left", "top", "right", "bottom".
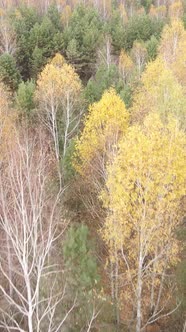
{"left": 136, "top": 242, "right": 143, "bottom": 332}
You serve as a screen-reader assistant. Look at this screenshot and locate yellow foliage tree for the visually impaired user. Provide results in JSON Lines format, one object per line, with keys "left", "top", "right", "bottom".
{"left": 61, "top": 5, "right": 72, "bottom": 27}
{"left": 149, "top": 4, "right": 166, "bottom": 19}
{"left": 101, "top": 112, "right": 186, "bottom": 331}
{"left": 159, "top": 19, "right": 186, "bottom": 90}
{"left": 119, "top": 3, "right": 128, "bottom": 23}
{"left": 73, "top": 88, "right": 129, "bottom": 221}
{"left": 36, "top": 53, "right": 82, "bottom": 184}
{"left": 168, "top": 0, "right": 183, "bottom": 20}
{"left": 131, "top": 57, "right": 186, "bottom": 126}
{"left": 49, "top": 52, "right": 66, "bottom": 68}
{"left": 119, "top": 49, "right": 134, "bottom": 83}
{"left": 131, "top": 41, "right": 147, "bottom": 78}
{"left": 0, "top": 82, "right": 16, "bottom": 156}
{"left": 74, "top": 88, "right": 129, "bottom": 178}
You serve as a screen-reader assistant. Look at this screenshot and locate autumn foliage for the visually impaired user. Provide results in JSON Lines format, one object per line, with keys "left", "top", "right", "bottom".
{"left": 0, "top": 1, "right": 185, "bottom": 331}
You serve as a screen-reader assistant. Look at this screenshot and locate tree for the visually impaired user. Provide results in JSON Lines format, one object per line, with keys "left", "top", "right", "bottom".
{"left": 131, "top": 41, "right": 147, "bottom": 77}
{"left": 11, "top": 5, "right": 40, "bottom": 80}
{"left": 159, "top": 19, "right": 186, "bottom": 90}
{"left": 63, "top": 4, "right": 102, "bottom": 78}
{"left": 12, "top": 5, "right": 63, "bottom": 80}
{"left": 0, "top": 14, "right": 17, "bottom": 55}
{"left": 0, "top": 53, "right": 21, "bottom": 90}
{"left": 101, "top": 113, "right": 186, "bottom": 331}
{"left": 36, "top": 53, "right": 82, "bottom": 185}
{"left": 74, "top": 89, "right": 129, "bottom": 316}
{"left": 0, "top": 129, "right": 76, "bottom": 332}
{"left": 149, "top": 4, "right": 166, "bottom": 20}
{"left": 61, "top": 4, "right": 72, "bottom": 27}
{"left": 29, "top": 15, "right": 64, "bottom": 77}
{"left": 119, "top": 2, "right": 128, "bottom": 23}
{"left": 146, "top": 35, "right": 159, "bottom": 61}
{"left": 141, "top": 0, "right": 153, "bottom": 12}
{"left": 16, "top": 80, "right": 36, "bottom": 118}
{"left": 124, "top": 14, "right": 164, "bottom": 50}
{"left": 119, "top": 49, "right": 134, "bottom": 83}
{"left": 97, "top": 35, "right": 113, "bottom": 69}
{"left": 131, "top": 56, "right": 186, "bottom": 126}
{"left": 159, "top": 19, "right": 186, "bottom": 64}
{"left": 74, "top": 88, "right": 129, "bottom": 182}
{"left": 108, "top": 9, "right": 127, "bottom": 52}
{"left": 84, "top": 64, "right": 124, "bottom": 104}
{"left": 168, "top": 0, "right": 184, "bottom": 20}
{"left": 63, "top": 223, "right": 102, "bottom": 330}
{"left": 0, "top": 81, "right": 15, "bottom": 154}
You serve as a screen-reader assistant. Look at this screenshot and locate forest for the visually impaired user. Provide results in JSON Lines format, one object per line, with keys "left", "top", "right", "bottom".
{"left": 0, "top": 0, "right": 185, "bottom": 331}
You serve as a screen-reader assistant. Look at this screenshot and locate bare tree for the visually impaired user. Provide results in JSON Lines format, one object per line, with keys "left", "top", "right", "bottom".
{"left": 0, "top": 128, "right": 75, "bottom": 332}
{"left": 0, "top": 16, "right": 17, "bottom": 55}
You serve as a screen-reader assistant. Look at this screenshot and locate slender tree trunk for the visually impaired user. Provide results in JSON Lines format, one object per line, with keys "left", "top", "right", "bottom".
{"left": 63, "top": 93, "right": 70, "bottom": 158}
{"left": 114, "top": 245, "right": 120, "bottom": 329}
{"left": 183, "top": 319, "right": 186, "bottom": 332}
{"left": 136, "top": 241, "right": 143, "bottom": 332}
{"left": 26, "top": 274, "right": 33, "bottom": 332}
{"left": 6, "top": 233, "right": 13, "bottom": 298}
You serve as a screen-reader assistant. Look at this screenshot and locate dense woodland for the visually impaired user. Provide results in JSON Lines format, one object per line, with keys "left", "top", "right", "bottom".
{"left": 0, "top": 0, "right": 185, "bottom": 331}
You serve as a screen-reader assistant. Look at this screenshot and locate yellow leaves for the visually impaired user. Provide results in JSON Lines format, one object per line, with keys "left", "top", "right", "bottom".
{"left": 149, "top": 5, "right": 166, "bottom": 19}
{"left": 119, "top": 49, "right": 134, "bottom": 83}
{"left": 168, "top": 0, "right": 184, "bottom": 20}
{"left": 119, "top": 3, "right": 128, "bottom": 23}
{"left": 36, "top": 53, "right": 82, "bottom": 109}
{"left": 49, "top": 53, "right": 66, "bottom": 68}
{"left": 131, "top": 56, "right": 186, "bottom": 126}
{"left": 61, "top": 5, "right": 72, "bottom": 27}
{"left": 0, "top": 82, "right": 16, "bottom": 156}
{"left": 159, "top": 19, "right": 186, "bottom": 65}
{"left": 131, "top": 19, "right": 186, "bottom": 125}
{"left": 131, "top": 41, "right": 147, "bottom": 77}
{"left": 74, "top": 88, "right": 129, "bottom": 175}
{"left": 101, "top": 112, "right": 186, "bottom": 263}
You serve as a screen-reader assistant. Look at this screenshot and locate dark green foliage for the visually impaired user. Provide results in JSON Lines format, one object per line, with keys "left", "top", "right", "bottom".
{"left": 61, "top": 139, "right": 76, "bottom": 182}
{"left": 12, "top": 6, "right": 40, "bottom": 79}
{"left": 85, "top": 64, "right": 123, "bottom": 104}
{"left": 109, "top": 12, "right": 165, "bottom": 52}
{"left": 12, "top": 5, "right": 63, "bottom": 80}
{"left": 47, "top": 4, "right": 62, "bottom": 31}
{"left": 29, "top": 16, "right": 63, "bottom": 58}
{"left": 119, "top": 84, "right": 133, "bottom": 109}
{"left": 0, "top": 53, "right": 21, "bottom": 90}
{"left": 146, "top": 35, "right": 159, "bottom": 61}
{"left": 63, "top": 224, "right": 102, "bottom": 331}
{"left": 29, "top": 16, "right": 63, "bottom": 77}
{"left": 107, "top": 10, "right": 126, "bottom": 52}
{"left": 30, "top": 46, "right": 44, "bottom": 78}
{"left": 30, "top": 15, "right": 64, "bottom": 75}
{"left": 124, "top": 14, "right": 165, "bottom": 50}
{"left": 63, "top": 5, "right": 103, "bottom": 78}
{"left": 16, "top": 80, "right": 36, "bottom": 116}
{"left": 141, "top": 0, "right": 153, "bottom": 12}
{"left": 183, "top": 13, "right": 186, "bottom": 29}
{"left": 63, "top": 224, "right": 99, "bottom": 290}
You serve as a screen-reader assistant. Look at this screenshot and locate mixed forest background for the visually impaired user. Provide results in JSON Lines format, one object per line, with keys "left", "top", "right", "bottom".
{"left": 0, "top": 0, "right": 185, "bottom": 331}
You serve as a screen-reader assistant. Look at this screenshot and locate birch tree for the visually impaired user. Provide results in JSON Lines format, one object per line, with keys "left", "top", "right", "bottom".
{"left": 131, "top": 56, "right": 186, "bottom": 127}
{"left": 0, "top": 129, "right": 75, "bottom": 332}
{"left": 131, "top": 41, "right": 147, "bottom": 78}
{"left": 74, "top": 88, "right": 129, "bottom": 324}
{"left": 36, "top": 53, "right": 82, "bottom": 185}
{"left": 101, "top": 113, "right": 186, "bottom": 331}
{"left": 159, "top": 19, "right": 186, "bottom": 90}
{"left": 0, "top": 14, "right": 17, "bottom": 55}
{"left": 119, "top": 49, "right": 134, "bottom": 83}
